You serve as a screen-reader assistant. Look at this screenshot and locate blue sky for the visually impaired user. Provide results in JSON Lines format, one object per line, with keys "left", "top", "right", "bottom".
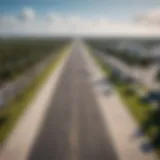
{"left": 0, "top": 0, "right": 160, "bottom": 36}
{"left": 0, "top": 0, "right": 160, "bottom": 20}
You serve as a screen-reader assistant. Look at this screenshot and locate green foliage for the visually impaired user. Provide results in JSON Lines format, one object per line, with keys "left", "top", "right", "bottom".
{"left": 0, "top": 46, "right": 68, "bottom": 143}
{"left": 93, "top": 53, "right": 160, "bottom": 154}
{"left": 0, "top": 38, "right": 68, "bottom": 84}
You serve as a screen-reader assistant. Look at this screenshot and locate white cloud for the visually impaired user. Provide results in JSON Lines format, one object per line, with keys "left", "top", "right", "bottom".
{"left": 0, "top": 9, "right": 160, "bottom": 36}
{"left": 47, "top": 12, "right": 65, "bottom": 22}
{"left": 19, "top": 7, "right": 36, "bottom": 21}
{"left": 134, "top": 8, "right": 160, "bottom": 26}
{"left": 0, "top": 15, "right": 19, "bottom": 28}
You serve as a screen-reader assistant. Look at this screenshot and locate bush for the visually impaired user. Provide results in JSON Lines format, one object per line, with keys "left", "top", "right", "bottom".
{"left": 0, "top": 38, "right": 68, "bottom": 82}
{"left": 0, "top": 113, "right": 8, "bottom": 126}
{"left": 123, "top": 87, "right": 136, "bottom": 96}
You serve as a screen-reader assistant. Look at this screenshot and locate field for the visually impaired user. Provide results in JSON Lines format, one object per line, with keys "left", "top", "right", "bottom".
{"left": 0, "top": 37, "right": 69, "bottom": 85}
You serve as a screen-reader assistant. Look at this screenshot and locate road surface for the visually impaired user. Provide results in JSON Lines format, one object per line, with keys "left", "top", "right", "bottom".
{"left": 27, "top": 43, "right": 118, "bottom": 160}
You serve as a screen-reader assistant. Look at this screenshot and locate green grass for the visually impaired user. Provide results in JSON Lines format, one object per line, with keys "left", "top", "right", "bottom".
{"left": 95, "top": 56, "right": 153, "bottom": 130}
{"left": 0, "top": 45, "right": 70, "bottom": 144}
{"left": 88, "top": 47, "right": 160, "bottom": 145}
{"left": 88, "top": 47, "right": 150, "bottom": 121}
{"left": 117, "top": 84, "right": 151, "bottom": 123}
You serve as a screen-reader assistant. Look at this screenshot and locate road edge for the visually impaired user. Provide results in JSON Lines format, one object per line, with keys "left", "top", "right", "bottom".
{"left": 81, "top": 43, "right": 158, "bottom": 160}
{"left": 0, "top": 45, "right": 71, "bottom": 160}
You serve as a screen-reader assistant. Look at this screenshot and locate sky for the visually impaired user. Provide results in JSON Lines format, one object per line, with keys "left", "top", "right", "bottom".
{"left": 1, "top": 0, "right": 160, "bottom": 36}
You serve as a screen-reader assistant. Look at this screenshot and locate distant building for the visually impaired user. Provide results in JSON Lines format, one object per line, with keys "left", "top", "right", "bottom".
{"left": 150, "top": 45, "right": 160, "bottom": 60}
{"left": 116, "top": 41, "right": 148, "bottom": 57}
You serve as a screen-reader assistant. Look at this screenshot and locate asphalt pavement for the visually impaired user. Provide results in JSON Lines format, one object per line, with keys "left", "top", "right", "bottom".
{"left": 27, "top": 44, "right": 118, "bottom": 160}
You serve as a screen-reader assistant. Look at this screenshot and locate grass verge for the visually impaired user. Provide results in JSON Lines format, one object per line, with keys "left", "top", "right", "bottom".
{"left": 89, "top": 47, "right": 160, "bottom": 153}
{"left": 0, "top": 45, "right": 70, "bottom": 144}
{"left": 90, "top": 48, "right": 150, "bottom": 122}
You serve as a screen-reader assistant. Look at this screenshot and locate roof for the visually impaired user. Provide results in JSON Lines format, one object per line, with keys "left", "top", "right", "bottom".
{"left": 116, "top": 41, "right": 148, "bottom": 57}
